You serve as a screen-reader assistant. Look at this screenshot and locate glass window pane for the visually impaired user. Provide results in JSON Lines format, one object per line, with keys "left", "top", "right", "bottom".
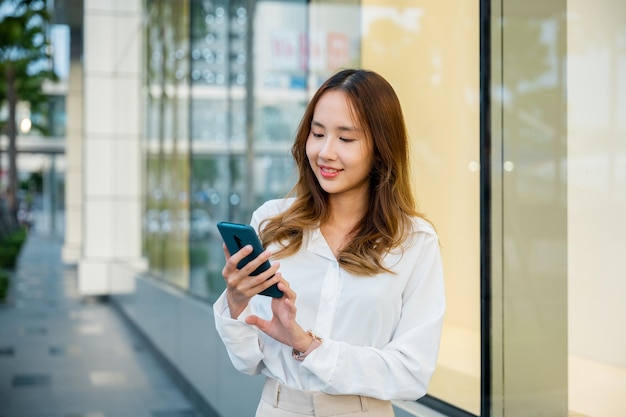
{"left": 361, "top": 1, "right": 481, "bottom": 413}
{"left": 567, "top": 0, "right": 626, "bottom": 415}
{"left": 492, "top": 1, "right": 569, "bottom": 415}
{"left": 143, "top": 0, "right": 191, "bottom": 290}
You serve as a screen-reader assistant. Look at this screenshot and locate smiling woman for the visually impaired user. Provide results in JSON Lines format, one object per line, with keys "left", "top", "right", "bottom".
{"left": 213, "top": 69, "right": 446, "bottom": 417}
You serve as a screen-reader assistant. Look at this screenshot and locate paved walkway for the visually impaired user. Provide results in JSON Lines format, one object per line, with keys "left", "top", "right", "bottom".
{"left": 0, "top": 233, "right": 203, "bottom": 417}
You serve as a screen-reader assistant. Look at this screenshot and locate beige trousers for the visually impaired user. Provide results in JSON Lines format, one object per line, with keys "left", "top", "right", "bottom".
{"left": 255, "top": 378, "right": 395, "bottom": 417}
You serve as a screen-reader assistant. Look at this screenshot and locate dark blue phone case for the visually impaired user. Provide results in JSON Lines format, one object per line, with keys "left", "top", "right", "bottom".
{"left": 217, "top": 221, "right": 283, "bottom": 298}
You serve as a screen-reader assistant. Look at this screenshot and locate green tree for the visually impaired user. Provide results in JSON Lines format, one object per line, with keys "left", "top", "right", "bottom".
{"left": 0, "top": 0, "right": 57, "bottom": 215}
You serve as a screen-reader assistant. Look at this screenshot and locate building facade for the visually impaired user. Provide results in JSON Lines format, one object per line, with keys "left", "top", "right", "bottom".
{"left": 63, "top": 0, "right": 626, "bottom": 416}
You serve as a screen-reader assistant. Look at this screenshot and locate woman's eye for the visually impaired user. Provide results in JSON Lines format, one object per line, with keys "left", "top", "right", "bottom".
{"left": 312, "top": 132, "right": 324, "bottom": 138}
{"left": 340, "top": 137, "right": 355, "bottom": 143}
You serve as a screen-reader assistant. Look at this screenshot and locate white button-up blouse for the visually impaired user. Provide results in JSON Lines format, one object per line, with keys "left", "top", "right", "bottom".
{"left": 213, "top": 198, "right": 445, "bottom": 401}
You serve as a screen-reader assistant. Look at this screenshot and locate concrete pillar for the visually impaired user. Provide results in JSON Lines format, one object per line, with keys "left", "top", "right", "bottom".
{"left": 62, "top": 56, "right": 83, "bottom": 263}
{"left": 78, "top": 0, "right": 146, "bottom": 294}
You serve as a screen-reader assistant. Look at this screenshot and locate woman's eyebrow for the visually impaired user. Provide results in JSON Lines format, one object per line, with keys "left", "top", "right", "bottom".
{"left": 311, "top": 120, "right": 361, "bottom": 132}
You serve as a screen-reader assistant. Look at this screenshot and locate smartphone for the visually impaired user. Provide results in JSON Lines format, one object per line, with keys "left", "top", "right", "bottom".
{"left": 216, "top": 221, "right": 283, "bottom": 298}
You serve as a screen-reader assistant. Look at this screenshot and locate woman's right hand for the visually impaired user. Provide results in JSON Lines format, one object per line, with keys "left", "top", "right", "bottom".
{"left": 221, "top": 243, "right": 282, "bottom": 318}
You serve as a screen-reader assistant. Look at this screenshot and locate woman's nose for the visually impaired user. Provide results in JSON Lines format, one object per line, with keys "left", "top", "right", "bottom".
{"left": 319, "top": 137, "right": 336, "bottom": 160}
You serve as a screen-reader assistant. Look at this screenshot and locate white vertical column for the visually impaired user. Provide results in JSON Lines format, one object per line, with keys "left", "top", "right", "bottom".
{"left": 78, "top": 0, "right": 146, "bottom": 294}
{"left": 62, "top": 58, "right": 83, "bottom": 263}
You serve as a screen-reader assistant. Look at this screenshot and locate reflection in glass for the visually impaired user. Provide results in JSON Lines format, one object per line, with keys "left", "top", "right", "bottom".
{"left": 188, "top": 0, "right": 309, "bottom": 301}
{"left": 491, "top": 2, "right": 570, "bottom": 415}
{"left": 144, "top": 0, "right": 191, "bottom": 290}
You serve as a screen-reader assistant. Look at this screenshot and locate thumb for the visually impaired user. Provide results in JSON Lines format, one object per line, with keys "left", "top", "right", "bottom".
{"left": 245, "top": 314, "right": 269, "bottom": 331}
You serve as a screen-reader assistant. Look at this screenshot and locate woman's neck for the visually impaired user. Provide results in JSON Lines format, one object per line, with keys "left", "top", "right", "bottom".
{"left": 325, "top": 193, "right": 368, "bottom": 228}
{"left": 320, "top": 194, "right": 368, "bottom": 256}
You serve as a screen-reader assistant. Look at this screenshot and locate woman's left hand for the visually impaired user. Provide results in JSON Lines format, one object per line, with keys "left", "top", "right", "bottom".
{"left": 245, "top": 282, "right": 313, "bottom": 352}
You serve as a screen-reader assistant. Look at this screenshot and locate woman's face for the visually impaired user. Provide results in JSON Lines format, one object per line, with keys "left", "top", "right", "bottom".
{"left": 305, "top": 90, "right": 373, "bottom": 203}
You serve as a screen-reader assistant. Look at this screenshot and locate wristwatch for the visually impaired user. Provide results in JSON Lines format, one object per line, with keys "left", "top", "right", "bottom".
{"left": 292, "top": 330, "right": 323, "bottom": 361}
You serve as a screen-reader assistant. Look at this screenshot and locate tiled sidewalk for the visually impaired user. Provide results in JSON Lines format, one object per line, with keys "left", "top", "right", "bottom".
{"left": 0, "top": 234, "right": 202, "bottom": 417}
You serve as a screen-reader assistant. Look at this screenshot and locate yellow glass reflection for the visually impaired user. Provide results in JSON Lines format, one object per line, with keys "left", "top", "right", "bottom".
{"left": 496, "top": 2, "right": 569, "bottom": 414}
{"left": 143, "top": 0, "right": 191, "bottom": 290}
{"left": 567, "top": 0, "right": 626, "bottom": 415}
{"left": 361, "top": 0, "right": 480, "bottom": 413}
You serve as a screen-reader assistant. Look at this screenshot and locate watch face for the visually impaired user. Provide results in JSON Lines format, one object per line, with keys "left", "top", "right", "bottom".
{"left": 292, "top": 348, "right": 306, "bottom": 361}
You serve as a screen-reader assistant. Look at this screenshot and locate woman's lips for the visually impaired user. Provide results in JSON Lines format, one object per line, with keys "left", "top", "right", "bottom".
{"left": 319, "top": 166, "right": 342, "bottom": 178}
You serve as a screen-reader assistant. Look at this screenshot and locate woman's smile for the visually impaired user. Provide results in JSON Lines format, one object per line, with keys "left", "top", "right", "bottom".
{"left": 319, "top": 165, "right": 343, "bottom": 178}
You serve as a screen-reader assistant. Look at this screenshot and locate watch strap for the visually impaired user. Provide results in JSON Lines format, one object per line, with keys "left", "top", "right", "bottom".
{"left": 292, "top": 330, "right": 323, "bottom": 361}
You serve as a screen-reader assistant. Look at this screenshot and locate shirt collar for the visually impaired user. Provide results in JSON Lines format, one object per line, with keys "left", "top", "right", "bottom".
{"left": 306, "top": 228, "right": 336, "bottom": 261}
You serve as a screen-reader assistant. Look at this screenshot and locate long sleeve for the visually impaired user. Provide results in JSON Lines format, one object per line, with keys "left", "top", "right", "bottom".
{"left": 213, "top": 292, "right": 266, "bottom": 375}
{"left": 212, "top": 201, "right": 288, "bottom": 375}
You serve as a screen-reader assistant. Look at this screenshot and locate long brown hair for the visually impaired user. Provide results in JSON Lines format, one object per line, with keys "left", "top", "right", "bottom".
{"left": 259, "top": 68, "right": 425, "bottom": 275}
